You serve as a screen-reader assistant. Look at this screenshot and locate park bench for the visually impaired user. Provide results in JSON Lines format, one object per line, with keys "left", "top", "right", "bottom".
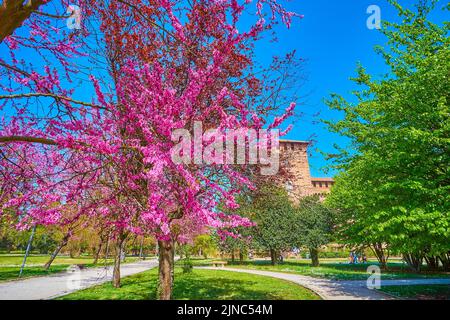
{"left": 210, "top": 261, "right": 227, "bottom": 268}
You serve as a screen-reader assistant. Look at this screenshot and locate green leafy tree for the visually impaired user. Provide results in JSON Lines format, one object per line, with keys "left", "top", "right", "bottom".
{"left": 325, "top": 0, "right": 449, "bottom": 271}
{"left": 296, "top": 196, "right": 334, "bottom": 267}
{"left": 33, "top": 227, "right": 60, "bottom": 254}
{"left": 325, "top": 172, "right": 392, "bottom": 268}
{"left": 193, "top": 234, "right": 218, "bottom": 259}
{"left": 249, "top": 184, "right": 299, "bottom": 265}
{"left": 215, "top": 232, "right": 250, "bottom": 263}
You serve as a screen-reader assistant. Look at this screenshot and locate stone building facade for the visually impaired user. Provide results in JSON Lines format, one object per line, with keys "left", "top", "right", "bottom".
{"left": 280, "top": 140, "right": 334, "bottom": 202}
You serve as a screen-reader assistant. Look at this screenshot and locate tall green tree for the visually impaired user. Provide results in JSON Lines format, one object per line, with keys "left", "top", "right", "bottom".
{"left": 325, "top": 0, "right": 449, "bottom": 271}
{"left": 249, "top": 184, "right": 299, "bottom": 265}
{"left": 296, "top": 196, "right": 334, "bottom": 267}
{"left": 216, "top": 233, "right": 250, "bottom": 263}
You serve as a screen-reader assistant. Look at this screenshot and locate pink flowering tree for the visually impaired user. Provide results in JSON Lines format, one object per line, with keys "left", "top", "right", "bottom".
{"left": 0, "top": 0, "right": 302, "bottom": 299}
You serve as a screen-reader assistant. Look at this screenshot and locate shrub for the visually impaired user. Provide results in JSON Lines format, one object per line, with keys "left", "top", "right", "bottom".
{"left": 182, "top": 259, "right": 193, "bottom": 274}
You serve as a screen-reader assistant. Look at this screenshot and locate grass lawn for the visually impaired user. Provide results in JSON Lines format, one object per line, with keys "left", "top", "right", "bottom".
{"left": 0, "top": 254, "right": 139, "bottom": 282}
{"left": 0, "top": 254, "right": 115, "bottom": 266}
{"left": 180, "top": 258, "right": 450, "bottom": 281}
{"left": 0, "top": 265, "right": 73, "bottom": 282}
{"left": 378, "top": 285, "right": 450, "bottom": 300}
{"left": 58, "top": 268, "right": 321, "bottom": 300}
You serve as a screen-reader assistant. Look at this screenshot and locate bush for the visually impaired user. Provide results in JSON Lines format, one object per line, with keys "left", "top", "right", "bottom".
{"left": 182, "top": 259, "right": 193, "bottom": 274}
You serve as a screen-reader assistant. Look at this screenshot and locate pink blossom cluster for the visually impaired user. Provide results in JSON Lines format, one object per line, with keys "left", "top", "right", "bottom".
{"left": 0, "top": 0, "right": 301, "bottom": 243}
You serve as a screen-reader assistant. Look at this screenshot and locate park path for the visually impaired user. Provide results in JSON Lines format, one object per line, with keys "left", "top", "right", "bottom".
{"left": 199, "top": 267, "right": 450, "bottom": 300}
{"left": 0, "top": 259, "right": 158, "bottom": 300}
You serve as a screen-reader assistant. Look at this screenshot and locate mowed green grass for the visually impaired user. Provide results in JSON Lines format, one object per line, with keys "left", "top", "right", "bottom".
{"left": 0, "top": 265, "right": 71, "bottom": 282}
{"left": 0, "top": 254, "right": 115, "bottom": 266}
{"left": 58, "top": 268, "right": 321, "bottom": 300}
{"left": 182, "top": 258, "right": 450, "bottom": 281}
{"left": 378, "top": 285, "right": 450, "bottom": 300}
{"left": 0, "top": 254, "right": 136, "bottom": 282}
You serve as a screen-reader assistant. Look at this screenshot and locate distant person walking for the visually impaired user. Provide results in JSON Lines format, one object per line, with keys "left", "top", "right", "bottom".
{"left": 353, "top": 252, "right": 358, "bottom": 264}
{"left": 360, "top": 253, "right": 367, "bottom": 263}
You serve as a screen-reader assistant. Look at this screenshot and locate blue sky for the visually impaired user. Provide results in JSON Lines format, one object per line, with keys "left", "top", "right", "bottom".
{"left": 254, "top": 0, "right": 448, "bottom": 177}
{"left": 1, "top": 0, "right": 447, "bottom": 178}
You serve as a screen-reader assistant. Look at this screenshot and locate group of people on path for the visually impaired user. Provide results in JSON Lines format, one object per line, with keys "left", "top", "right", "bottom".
{"left": 348, "top": 251, "right": 368, "bottom": 264}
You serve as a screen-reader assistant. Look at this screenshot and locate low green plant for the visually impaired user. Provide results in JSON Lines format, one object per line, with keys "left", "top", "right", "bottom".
{"left": 182, "top": 259, "right": 193, "bottom": 274}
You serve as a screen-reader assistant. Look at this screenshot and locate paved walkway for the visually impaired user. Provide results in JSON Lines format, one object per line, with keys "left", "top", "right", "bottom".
{"left": 199, "top": 267, "right": 450, "bottom": 300}
{"left": 0, "top": 259, "right": 158, "bottom": 300}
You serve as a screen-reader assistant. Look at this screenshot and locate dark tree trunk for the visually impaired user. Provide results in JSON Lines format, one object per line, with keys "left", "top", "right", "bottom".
{"left": 104, "top": 234, "right": 110, "bottom": 261}
{"left": 93, "top": 241, "right": 103, "bottom": 265}
{"left": 371, "top": 242, "right": 388, "bottom": 269}
{"left": 120, "top": 238, "right": 127, "bottom": 262}
{"left": 239, "top": 249, "right": 244, "bottom": 263}
{"left": 0, "top": 0, "right": 46, "bottom": 43}
{"left": 403, "top": 253, "right": 423, "bottom": 273}
{"left": 231, "top": 251, "right": 235, "bottom": 263}
{"left": 139, "top": 237, "right": 144, "bottom": 259}
{"left": 44, "top": 232, "right": 71, "bottom": 270}
{"left": 438, "top": 252, "right": 449, "bottom": 271}
{"left": 112, "top": 251, "right": 121, "bottom": 288}
{"left": 424, "top": 255, "right": 439, "bottom": 270}
{"left": 270, "top": 249, "right": 276, "bottom": 266}
{"left": 112, "top": 235, "right": 126, "bottom": 288}
{"left": 157, "top": 240, "right": 175, "bottom": 300}
{"left": 94, "top": 232, "right": 109, "bottom": 265}
{"left": 309, "top": 248, "right": 319, "bottom": 267}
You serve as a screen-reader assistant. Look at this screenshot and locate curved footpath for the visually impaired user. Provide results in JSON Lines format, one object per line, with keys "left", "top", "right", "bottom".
{"left": 199, "top": 266, "right": 450, "bottom": 300}
{"left": 0, "top": 259, "right": 159, "bottom": 300}
{"left": 1, "top": 261, "right": 448, "bottom": 300}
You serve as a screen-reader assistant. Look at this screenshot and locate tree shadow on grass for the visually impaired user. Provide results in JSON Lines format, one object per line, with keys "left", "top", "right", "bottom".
{"left": 174, "top": 275, "right": 274, "bottom": 300}
{"left": 59, "top": 268, "right": 319, "bottom": 300}
{"left": 99, "top": 269, "right": 311, "bottom": 300}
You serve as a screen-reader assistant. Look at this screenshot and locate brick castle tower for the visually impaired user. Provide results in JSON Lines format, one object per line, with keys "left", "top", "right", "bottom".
{"left": 280, "top": 140, "right": 334, "bottom": 202}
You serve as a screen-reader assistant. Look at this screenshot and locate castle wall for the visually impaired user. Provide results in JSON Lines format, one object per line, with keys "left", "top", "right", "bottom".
{"left": 280, "top": 140, "right": 334, "bottom": 202}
